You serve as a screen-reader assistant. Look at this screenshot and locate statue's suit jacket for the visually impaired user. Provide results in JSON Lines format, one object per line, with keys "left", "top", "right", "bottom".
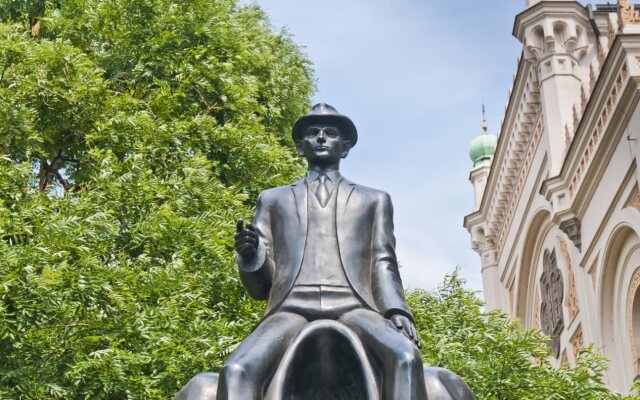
{"left": 238, "top": 177, "right": 414, "bottom": 321}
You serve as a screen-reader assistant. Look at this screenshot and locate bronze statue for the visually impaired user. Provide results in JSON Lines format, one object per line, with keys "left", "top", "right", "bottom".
{"left": 176, "top": 104, "right": 475, "bottom": 400}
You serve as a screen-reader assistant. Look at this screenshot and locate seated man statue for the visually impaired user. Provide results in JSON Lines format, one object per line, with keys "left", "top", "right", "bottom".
{"left": 176, "top": 104, "right": 475, "bottom": 400}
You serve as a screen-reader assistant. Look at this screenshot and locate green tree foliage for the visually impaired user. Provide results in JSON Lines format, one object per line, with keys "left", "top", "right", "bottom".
{"left": 0, "top": 0, "right": 312, "bottom": 397}
{"left": 409, "top": 272, "right": 640, "bottom": 400}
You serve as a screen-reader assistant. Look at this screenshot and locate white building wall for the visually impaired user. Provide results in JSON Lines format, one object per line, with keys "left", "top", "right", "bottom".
{"left": 465, "top": 1, "right": 640, "bottom": 394}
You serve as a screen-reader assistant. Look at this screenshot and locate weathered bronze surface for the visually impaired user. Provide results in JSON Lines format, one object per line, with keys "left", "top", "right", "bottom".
{"left": 176, "top": 104, "right": 475, "bottom": 400}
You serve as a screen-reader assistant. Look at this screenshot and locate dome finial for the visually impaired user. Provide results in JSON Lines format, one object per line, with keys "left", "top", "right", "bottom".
{"left": 469, "top": 103, "right": 497, "bottom": 169}
{"left": 482, "top": 103, "right": 488, "bottom": 133}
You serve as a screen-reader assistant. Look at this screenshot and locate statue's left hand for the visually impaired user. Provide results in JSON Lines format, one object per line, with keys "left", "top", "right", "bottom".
{"left": 390, "top": 314, "right": 421, "bottom": 348}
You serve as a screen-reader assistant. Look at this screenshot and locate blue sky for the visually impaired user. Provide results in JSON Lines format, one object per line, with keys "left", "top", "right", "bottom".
{"left": 244, "top": 0, "right": 526, "bottom": 292}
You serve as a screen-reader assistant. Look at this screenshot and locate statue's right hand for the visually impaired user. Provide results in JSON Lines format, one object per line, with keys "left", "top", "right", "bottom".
{"left": 235, "top": 219, "right": 259, "bottom": 260}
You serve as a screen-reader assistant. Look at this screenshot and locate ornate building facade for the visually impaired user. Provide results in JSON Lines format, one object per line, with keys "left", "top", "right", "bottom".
{"left": 464, "top": 0, "right": 640, "bottom": 394}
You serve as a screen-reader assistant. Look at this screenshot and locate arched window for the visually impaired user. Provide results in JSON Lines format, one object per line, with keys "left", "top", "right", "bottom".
{"left": 601, "top": 225, "right": 640, "bottom": 392}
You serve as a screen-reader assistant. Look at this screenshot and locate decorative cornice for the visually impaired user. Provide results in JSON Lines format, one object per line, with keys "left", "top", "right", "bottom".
{"left": 464, "top": 57, "right": 543, "bottom": 251}
{"left": 569, "top": 62, "right": 628, "bottom": 199}
{"left": 463, "top": 210, "right": 482, "bottom": 230}
{"left": 513, "top": 1, "right": 588, "bottom": 41}
{"left": 541, "top": 34, "right": 640, "bottom": 206}
{"left": 497, "top": 116, "right": 544, "bottom": 255}
{"left": 464, "top": 57, "right": 531, "bottom": 229}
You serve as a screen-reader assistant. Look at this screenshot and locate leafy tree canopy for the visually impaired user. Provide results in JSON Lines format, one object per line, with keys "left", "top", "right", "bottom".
{"left": 0, "top": 0, "right": 312, "bottom": 397}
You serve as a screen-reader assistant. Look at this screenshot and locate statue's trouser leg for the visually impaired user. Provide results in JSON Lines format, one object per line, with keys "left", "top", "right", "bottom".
{"left": 339, "top": 309, "right": 428, "bottom": 400}
{"left": 217, "top": 312, "right": 307, "bottom": 400}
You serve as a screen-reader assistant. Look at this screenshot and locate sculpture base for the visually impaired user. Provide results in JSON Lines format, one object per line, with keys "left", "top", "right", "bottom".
{"left": 176, "top": 320, "right": 475, "bottom": 400}
{"left": 175, "top": 367, "right": 475, "bottom": 400}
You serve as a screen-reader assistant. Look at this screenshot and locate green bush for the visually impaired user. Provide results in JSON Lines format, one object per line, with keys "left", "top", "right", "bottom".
{"left": 409, "top": 272, "right": 640, "bottom": 399}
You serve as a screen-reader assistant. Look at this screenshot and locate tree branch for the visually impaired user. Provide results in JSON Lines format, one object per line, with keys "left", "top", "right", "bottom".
{"left": 38, "top": 150, "right": 75, "bottom": 192}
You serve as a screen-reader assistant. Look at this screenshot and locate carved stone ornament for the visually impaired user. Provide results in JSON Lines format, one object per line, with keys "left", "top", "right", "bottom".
{"left": 571, "top": 324, "right": 584, "bottom": 363}
{"left": 559, "top": 239, "right": 579, "bottom": 322}
{"left": 559, "top": 217, "right": 582, "bottom": 251}
{"left": 534, "top": 290, "right": 541, "bottom": 330}
{"left": 540, "top": 249, "right": 564, "bottom": 358}
{"left": 627, "top": 187, "right": 640, "bottom": 212}
{"left": 619, "top": 0, "right": 640, "bottom": 29}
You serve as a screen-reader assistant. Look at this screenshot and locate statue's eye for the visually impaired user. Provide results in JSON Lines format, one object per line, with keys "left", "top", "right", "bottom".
{"left": 324, "top": 129, "right": 338, "bottom": 137}
{"left": 305, "top": 128, "right": 320, "bottom": 137}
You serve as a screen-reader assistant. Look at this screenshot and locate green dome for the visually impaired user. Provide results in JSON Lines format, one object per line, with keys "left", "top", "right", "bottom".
{"left": 469, "top": 126, "right": 497, "bottom": 169}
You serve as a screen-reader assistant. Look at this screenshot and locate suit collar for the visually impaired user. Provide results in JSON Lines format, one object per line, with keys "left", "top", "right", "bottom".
{"left": 290, "top": 175, "right": 356, "bottom": 220}
{"left": 306, "top": 170, "right": 341, "bottom": 184}
{"left": 291, "top": 172, "right": 355, "bottom": 186}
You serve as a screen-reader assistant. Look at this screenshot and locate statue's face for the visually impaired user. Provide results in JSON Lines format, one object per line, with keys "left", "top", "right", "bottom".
{"left": 296, "top": 123, "right": 351, "bottom": 165}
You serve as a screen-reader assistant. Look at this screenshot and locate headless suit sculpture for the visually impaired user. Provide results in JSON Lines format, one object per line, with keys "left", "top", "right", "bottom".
{"left": 176, "top": 104, "right": 476, "bottom": 400}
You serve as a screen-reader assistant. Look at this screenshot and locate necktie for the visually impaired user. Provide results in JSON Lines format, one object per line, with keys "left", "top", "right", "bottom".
{"left": 316, "top": 175, "right": 330, "bottom": 207}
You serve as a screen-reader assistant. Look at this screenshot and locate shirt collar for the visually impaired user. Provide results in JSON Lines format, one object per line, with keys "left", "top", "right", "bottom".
{"left": 306, "top": 170, "right": 341, "bottom": 183}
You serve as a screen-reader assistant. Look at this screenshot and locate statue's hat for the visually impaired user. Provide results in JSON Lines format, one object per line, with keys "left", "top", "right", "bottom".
{"left": 292, "top": 103, "right": 358, "bottom": 146}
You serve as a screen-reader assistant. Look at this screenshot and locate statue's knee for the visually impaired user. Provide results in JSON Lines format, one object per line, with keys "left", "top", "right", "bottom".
{"left": 220, "top": 361, "right": 248, "bottom": 381}
{"left": 394, "top": 346, "right": 422, "bottom": 371}
{"left": 175, "top": 372, "right": 218, "bottom": 400}
{"left": 272, "top": 311, "right": 308, "bottom": 328}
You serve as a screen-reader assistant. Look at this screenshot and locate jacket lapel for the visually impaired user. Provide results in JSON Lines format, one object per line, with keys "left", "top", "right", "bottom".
{"left": 287, "top": 179, "right": 308, "bottom": 292}
{"left": 290, "top": 179, "right": 307, "bottom": 229}
{"left": 336, "top": 177, "right": 356, "bottom": 245}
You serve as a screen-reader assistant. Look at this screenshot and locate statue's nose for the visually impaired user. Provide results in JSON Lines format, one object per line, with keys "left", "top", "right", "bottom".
{"left": 317, "top": 132, "right": 326, "bottom": 142}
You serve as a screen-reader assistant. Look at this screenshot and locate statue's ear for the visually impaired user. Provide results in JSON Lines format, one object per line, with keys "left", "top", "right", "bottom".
{"left": 295, "top": 140, "right": 305, "bottom": 156}
{"left": 341, "top": 141, "right": 352, "bottom": 159}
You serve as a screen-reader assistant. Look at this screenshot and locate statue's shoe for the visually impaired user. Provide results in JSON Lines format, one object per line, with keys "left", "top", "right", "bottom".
{"left": 422, "top": 366, "right": 475, "bottom": 400}
{"left": 174, "top": 372, "right": 218, "bottom": 400}
{"left": 174, "top": 366, "right": 475, "bottom": 400}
